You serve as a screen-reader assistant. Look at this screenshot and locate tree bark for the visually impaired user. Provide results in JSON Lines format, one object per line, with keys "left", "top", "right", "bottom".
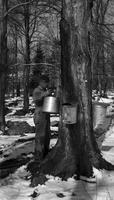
{"left": 23, "top": 0, "right": 30, "bottom": 113}
{"left": 14, "top": 26, "right": 20, "bottom": 97}
{"left": 0, "top": 0, "right": 8, "bottom": 133}
{"left": 29, "top": 0, "right": 114, "bottom": 186}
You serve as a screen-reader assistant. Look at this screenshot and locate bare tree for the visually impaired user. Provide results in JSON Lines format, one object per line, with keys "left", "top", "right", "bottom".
{"left": 91, "top": 0, "right": 111, "bottom": 95}
{"left": 23, "top": 0, "right": 31, "bottom": 112}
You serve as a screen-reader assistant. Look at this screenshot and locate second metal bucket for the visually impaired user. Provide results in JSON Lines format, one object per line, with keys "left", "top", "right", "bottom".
{"left": 92, "top": 101, "right": 111, "bottom": 130}
{"left": 42, "top": 96, "right": 59, "bottom": 114}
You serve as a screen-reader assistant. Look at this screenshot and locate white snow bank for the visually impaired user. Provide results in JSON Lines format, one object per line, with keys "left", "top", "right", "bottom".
{"left": 1, "top": 164, "right": 114, "bottom": 200}
{"left": 0, "top": 166, "right": 34, "bottom": 200}
{"left": 0, "top": 134, "right": 35, "bottom": 162}
{"left": 99, "top": 98, "right": 114, "bottom": 104}
{"left": 6, "top": 115, "right": 35, "bottom": 127}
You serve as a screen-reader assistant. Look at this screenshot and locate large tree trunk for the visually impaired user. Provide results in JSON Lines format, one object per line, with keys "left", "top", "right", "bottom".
{"left": 23, "top": 0, "right": 30, "bottom": 113}
{"left": 0, "top": 0, "right": 8, "bottom": 133}
{"left": 29, "top": 0, "right": 114, "bottom": 186}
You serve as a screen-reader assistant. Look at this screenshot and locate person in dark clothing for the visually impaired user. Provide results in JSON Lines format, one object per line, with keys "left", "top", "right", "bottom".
{"left": 33, "top": 75, "right": 51, "bottom": 162}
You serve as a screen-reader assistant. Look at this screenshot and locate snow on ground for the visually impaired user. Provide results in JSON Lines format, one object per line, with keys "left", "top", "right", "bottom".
{"left": 0, "top": 96, "right": 114, "bottom": 199}
{"left": 0, "top": 134, "right": 35, "bottom": 163}
{"left": 0, "top": 134, "right": 57, "bottom": 163}
{"left": 99, "top": 98, "right": 114, "bottom": 104}
{"left": 5, "top": 96, "right": 35, "bottom": 126}
{"left": 6, "top": 113, "right": 59, "bottom": 133}
{"left": 0, "top": 125, "right": 114, "bottom": 199}
{"left": 0, "top": 166, "right": 33, "bottom": 200}
{"left": 0, "top": 162, "right": 114, "bottom": 199}
{"left": 6, "top": 114, "right": 35, "bottom": 127}
{"left": 5, "top": 98, "right": 59, "bottom": 128}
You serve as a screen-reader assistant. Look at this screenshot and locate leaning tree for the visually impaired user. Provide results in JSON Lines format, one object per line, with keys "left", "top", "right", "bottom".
{"left": 29, "top": 0, "right": 114, "bottom": 186}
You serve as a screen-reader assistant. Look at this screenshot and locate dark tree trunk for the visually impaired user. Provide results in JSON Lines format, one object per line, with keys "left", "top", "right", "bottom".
{"left": 0, "top": 0, "right": 8, "bottom": 133}
{"left": 12, "top": 72, "right": 15, "bottom": 97}
{"left": 16, "top": 78, "right": 20, "bottom": 97}
{"left": 29, "top": 0, "right": 114, "bottom": 186}
{"left": 14, "top": 26, "right": 20, "bottom": 97}
{"left": 23, "top": 0, "right": 30, "bottom": 113}
{"left": 0, "top": 74, "right": 6, "bottom": 133}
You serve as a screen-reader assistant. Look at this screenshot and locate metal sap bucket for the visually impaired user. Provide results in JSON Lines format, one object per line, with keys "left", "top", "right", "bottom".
{"left": 42, "top": 96, "right": 59, "bottom": 114}
{"left": 62, "top": 104, "right": 78, "bottom": 124}
{"left": 92, "top": 101, "right": 111, "bottom": 130}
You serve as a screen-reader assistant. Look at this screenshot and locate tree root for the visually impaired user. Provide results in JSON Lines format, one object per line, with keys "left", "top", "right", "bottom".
{"left": 96, "top": 157, "right": 114, "bottom": 171}
{"left": 91, "top": 150, "right": 114, "bottom": 171}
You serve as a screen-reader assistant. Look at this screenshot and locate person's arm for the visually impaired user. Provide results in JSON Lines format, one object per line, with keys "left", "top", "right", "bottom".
{"left": 33, "top": 88, "right": 51, "bottom": 106}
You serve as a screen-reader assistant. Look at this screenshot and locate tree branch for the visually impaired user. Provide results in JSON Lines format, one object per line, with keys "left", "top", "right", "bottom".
{"left": 4, "top": 0, "right": 35, "bottom": 18}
